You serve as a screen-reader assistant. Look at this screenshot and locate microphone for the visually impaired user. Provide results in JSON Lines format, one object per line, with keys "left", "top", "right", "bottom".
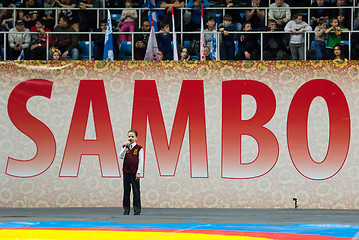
{"left": 126, "top": 139, "right": 132, "bottom": 148}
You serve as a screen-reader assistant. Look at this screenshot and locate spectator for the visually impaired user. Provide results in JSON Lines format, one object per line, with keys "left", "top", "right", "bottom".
{"left": 18, "top": 0, "right": 39, "bottom": 29}
{"left": 221, "top": 0, "right": 243, "bottom": 39}
{"left": 29, "top": 19, "right": 52, "bottom": 60}
{"left": 310, "top": 0, "right": 334, "bottom": 29}
{"left": 93, "top": 19, "right": 120, "bottom": 60}
{"left": 186, "top": 0, "right": 210, "bottom": 31}
{"left": 119, "top": 0, "right": 138, "bottom": 42}
{"left": 7, "top": 19, "right": 31, "bottom": 60}
{"left": 268, "top": 0, "right": 291, "bottom": 30}
{"left": 140, "top": 0, "right": 164, "bottom": 29}
{"left": 236, "top": 21, "right": 260, "bottom": 60}
{"left": 218, "top": 14, "right": 235, "bottom": 60}
{"left": 325, "top": 17, "right": 348, "bottom": 59}
{"left": 51, "top": 15, "right": 79, "bottom": 60}
{"left": 261, "top": 20, "right": 288, "bottom": 60}
{"left": 334, "top": 0, "right": 351, "bottom": 29}
{"left": 351, "top": 32, "right": 359, "bottom": 59}
{"left": 42, "top": 0, "right": 56, "bottom": 31}
{"left": 245, "top": 0, "right": 266, "bottom": 29}
{"left": 157, "top": 22, "right": 174, "bottom": 60}
{"left": 161, "top": 0, "right": 185, "bottom": 31}
{"left": 50, "top": 48, "right": 61, "bottom": 60}
{"left": 78, "top": 0, "right": 100, "bottom": 32}
{"left": 0, "top": 1, "right": 15, "bottom": 30}
{"left": 56, "top": 0, "right": 80, "bottom": 32}
{"left": 204, "top": 17, "right": 216, "bottom": 48}
{"left": 354, "top": 1, "right": 359, "bottom": 30}
{"left": 284, "top": 13, "right": 312, "bottom": 60}
{"left": 134, "top": 20, "right": 150, "bottom": 60}
{"left": 180, "top": 46, "right": 191, "bottom": 60}
{"left": 332, "top": 43, "right": 347, "bottom": 60}
{"left": 158, "top": 49, "right": 165, "bottom": 60}
{"left": 204, "top": 45, "right": 213, "bottom": 60}
{"left": 314, "top": 18, "right": 328, "bottom": 60}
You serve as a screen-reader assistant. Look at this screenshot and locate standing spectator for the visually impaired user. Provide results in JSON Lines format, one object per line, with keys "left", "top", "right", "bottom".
{"left": 119, "top": 0, "right": 138, "bottom": 42}
{"left": 314, "top": 18, "right": 328, "bottom": 60}
{"left": 221, "top": 0, "right": 243, "bottom": 39}
{"left": 236, "top": 21, "right": 260, "bottom": 60}
{"left": 18, "top": 0, "right": 39, "bottom": 29}
{"left": 157, "top": 22, "right": 174, "bottom": 60}
{"left": 42, "top": 0, "right": 57, "bottom": 31}
{"left": 134, "top": 20, "right": 150, "bottom": 60}
{"left": 161, "top": 0, "right": 185, "bottom": 31}
{"left": 29, "top": 19, "right": 52, "bottom": 60}
{"left": 245, "top": 0, "right": 266, "bottom": 29}
{"left": 261, "top": 20, "right": 288, "bottom": 60}
{"left": 186, "top": 0, "right": 210, "bottom": 31}
{"left": 56, "top": 0, "right": 80, "bottom": 32}
{"left": 325, "top": 17, "right": 348, "bottom": 59}
{"left": 93, "top": 19, "right": 119, "bottom": 60}
{"left": 310, "top": 0, "right": 334, "bottom": 29}
{"left": 78, "top": 0, "right": 100, "bottom": 32}
{"left": 284, "top": 13, "right": 312, "bottom": 60}
{"left": 51, "top": 15, "right": 79, "bottom": 60}
{"left": 268, "top": 0, "right": 291, "bottom": 30}
{"left": 218, "top": 14, "right": 235, "bottom": 60}
{"left": 204, "top": 17, "right": 216, "bottom": 47}
{"left": 7, "top": 19, "right": 31, "bottom": 60}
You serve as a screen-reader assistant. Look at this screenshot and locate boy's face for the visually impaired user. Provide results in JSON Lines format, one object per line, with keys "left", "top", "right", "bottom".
{"left": 319, "top": 22, "right": 326, "bottom": 29}
{"left": 35, "top": 21, "right": 44, "bottom": 29}
{"left": 125, "top": 1, "right": 132, "bottom": 7}
{"left": 244, "top": 23, "right": 252, "bottom": 31}
{"left": 331, "top": 19, "right": 339, "bottom": 27}
{"left": 100, "top": 22, "right": 106, "bottom": 31}
{"left": 294, "top": 16, "right": 302, "bottom": 24}
{"left": 275, "top": 0, "right": 284, "bottom": 6}
{"left": 206, "top": 19, "right": 215, "bottom": 28}
{"left": 337, "top": 0, "right": 345, "bottom": 6}
{"left": 163, "top": 25, "right": 170, "bottom": 33}
{"left": 268, "top": 21, "right": 276, "bottom": 30}
{"left": 224, "top": 19, "right": 232, "bottom": 27}
{"left": 128, "top": 132, "right": 138, "bottom": 143}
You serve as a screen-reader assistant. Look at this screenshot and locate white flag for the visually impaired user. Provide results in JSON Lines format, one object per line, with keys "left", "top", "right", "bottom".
{"left": 144, "top": 17, "right": 161, "bottom": 61}
{"left": 199, "top": 5, "right": 205, "bottom": 61}
{"left": 172, "top": 7, "right": 178, "bottom": 61}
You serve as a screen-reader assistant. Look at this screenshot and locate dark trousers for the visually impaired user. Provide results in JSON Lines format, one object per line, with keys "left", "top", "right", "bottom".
{"left": 123, "top": 174, "right": 141, "bottom": 213}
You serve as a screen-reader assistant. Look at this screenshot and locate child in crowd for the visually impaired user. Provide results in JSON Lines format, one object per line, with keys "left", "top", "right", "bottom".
{"left": 314, "top": 18, "right": 328, "bottom": 60}
{"left": 325, "top": 17, "right": 348, "bottom": 59}
{"left": 237, "top": 21, "right": 260, "bottom": 60}
{"left": 332, "top": 44, "right": 347, "bottom": 61}
{"left": 51, "top": 48, "right": 61, "bottom": 60}
{"left": 284, "top": 13, "right": 312, "bottom": 60}
{"left": 218, "top": 14, "right": 235, "bottom": 60}
{"left": 119, "top": 0, "right": 138, "bottom": 42}
{"left": 204, "top": 46, "right": 213, "bottom": 60}
{"left": 180, "top": 46, "right": 191, "bottom": 61}
{"left": 157, "top": 22, "right": 173, "bottom": 60}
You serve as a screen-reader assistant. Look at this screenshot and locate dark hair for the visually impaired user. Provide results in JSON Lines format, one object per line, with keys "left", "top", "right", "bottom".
{"left": 160, "top": 22, "right": 170, "bottom": 29}
{"left": 243, "top": 21, "right": 252, "bottom": 27}
{"left": 293, "top": 13, "right": 302, "bottom": 19}
{"left": 128, "top": 129, "right": 138, "bottom": 137}
{"left": 223, "top": 14, "right": 232, "bottom": 22}
{"left": 333, "top": 44, "right": 345, "bottom": 60}
{"left": 100, "top": 19, "right": 107, "bottom": 25}
{"left": 206, "top": 16, "right": 215, "bottom": 23}
{"left": 36, "top": 19, "right": 46, "bottom": 26}
{"left": 60, "top": 15, "right": 70, "bottom": 24}
{"left": 318, "top": 18, "right": 326, "bottom": 25}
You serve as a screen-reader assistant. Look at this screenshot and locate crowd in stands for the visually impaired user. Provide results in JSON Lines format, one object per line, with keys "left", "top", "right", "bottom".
{"left": 0, "top": 0, "right": 358, "bottom": 60}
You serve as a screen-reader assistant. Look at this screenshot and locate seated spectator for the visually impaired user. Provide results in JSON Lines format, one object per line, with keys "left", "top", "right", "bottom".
{"left": 204, "top": 45, "right": 213, "bottom": 60}
{"left": 134, "top": 20, "right": 150, "bottom": 60}
{"left": 7, "top": 19, "right": 31, "bottom": 60}
{"left": 236, "top": 21, "right": 260, "bottom": 60}
{"left": 42, "top": 0, "right": 56, "bottom": 31}
{"left": 158, "top": 49, "right": 165, "bottom": 60}
{"left": 50, "top": 48, "right": 61, "bottom": 60}
{"left": 161, "top": 0, "right": 185, "bottom": 31}
{"left": 78, "top": 0, "right": 100, "bottom": 32}
{"left": 332, "top": 43, "right": 347, "bottom": 60}
{"left": 119, "top": 0, "right": 138, "bottom": 42}
{"left": 56, "top": 0, "right": 80, "bottom": 32}
{"left": 245, "top": 0, "right": 266, "bottom": 29}
{"left": 204, "top": 17, "right": 216, "bottom": 48}
{"left": 261, "top": 20, "right": 288, "bottom": 60}
{"left": 29, "top": 19, "right": 52, "bottom": 60}
{"left": 18, "top": 0, "right": 39, "bottom": 29}
{"left": 50, "top": 15, "right": 79, "bottom": 60}
{"left": 314, "top": 18, "right": 328, "bottom": 60}
{"left": 93, "top": 19, "right": 120, "bottom": 60}
{"left": 0, "top": 1, "right": 15, "bottom": 30}
{"left": 218, "top": 14, "right": 235, "bottom": 60}
{"left": 334, "top": 0, "right": 351, "bottom": 29}
{"left": 310, "top": 0, "right": 334, "bottom": 29}
{"left": 268, "top": 0, "right": 291, "bottom": 30}
{"left": 180, "top": 46, "right": 191, "bottom": 60}
{"left": 221, "top": 0, "right": 243, "bottom": 39}
{"left": 284, "top": 13, "right": 312, "bottom": 60}
{"left": 157, "top": 22, "right": 174, "bottom": 60}
{"left": 186, "top": 0, "right": 210, "bottom": 31}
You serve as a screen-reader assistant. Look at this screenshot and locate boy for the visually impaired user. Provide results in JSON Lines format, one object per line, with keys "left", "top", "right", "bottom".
{"left": 119, "top": 130, "right": 143, "bottom": 215}
{"left": 236, "top": 21, "right": 260, "bottom": 60}
{"left": 157, "top": 22, "right": 174, "bottom": 60}
{"left": 218, "top": 14, "right": 235, "bottom": 60}
{"left": 325, "top": 17, "right": 348, "bottom": 59}
{"left": 314, "top": 18, "right": 327, "bottom": 60}
{"left": 284, "top": 13, "right": 312, "bottom": 60}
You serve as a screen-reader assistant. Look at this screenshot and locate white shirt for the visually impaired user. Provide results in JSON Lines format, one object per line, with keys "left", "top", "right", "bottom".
{"left": 119, "top": 142, "right": 144, "bottom": 176}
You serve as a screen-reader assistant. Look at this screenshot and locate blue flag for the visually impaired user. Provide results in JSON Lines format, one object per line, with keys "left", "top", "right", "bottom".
{"left": 210, "top": 24, "right": 219, "bottom": 60}
{"left": 148, "top": 0, "right": 158, "bottom": 32}
{"left": 103, "top": 9, "right": 114, "bottom": 61}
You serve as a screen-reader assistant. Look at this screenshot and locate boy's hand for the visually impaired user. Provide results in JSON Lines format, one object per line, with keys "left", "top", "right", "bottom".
{"left": 224, "top": 30, "right": 229, "bottom": 36}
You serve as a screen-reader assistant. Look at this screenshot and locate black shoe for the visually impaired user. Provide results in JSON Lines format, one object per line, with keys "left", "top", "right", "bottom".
{"left": 123, "top": 211, "right": 129, "bottom": 215}
{"left": 134, "top": 212, "right": 140, "bottom": 215}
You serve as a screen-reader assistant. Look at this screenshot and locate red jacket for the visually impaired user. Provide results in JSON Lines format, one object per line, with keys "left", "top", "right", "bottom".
{"left": 30, "top": 26, "right": 52, "bottom": 47}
